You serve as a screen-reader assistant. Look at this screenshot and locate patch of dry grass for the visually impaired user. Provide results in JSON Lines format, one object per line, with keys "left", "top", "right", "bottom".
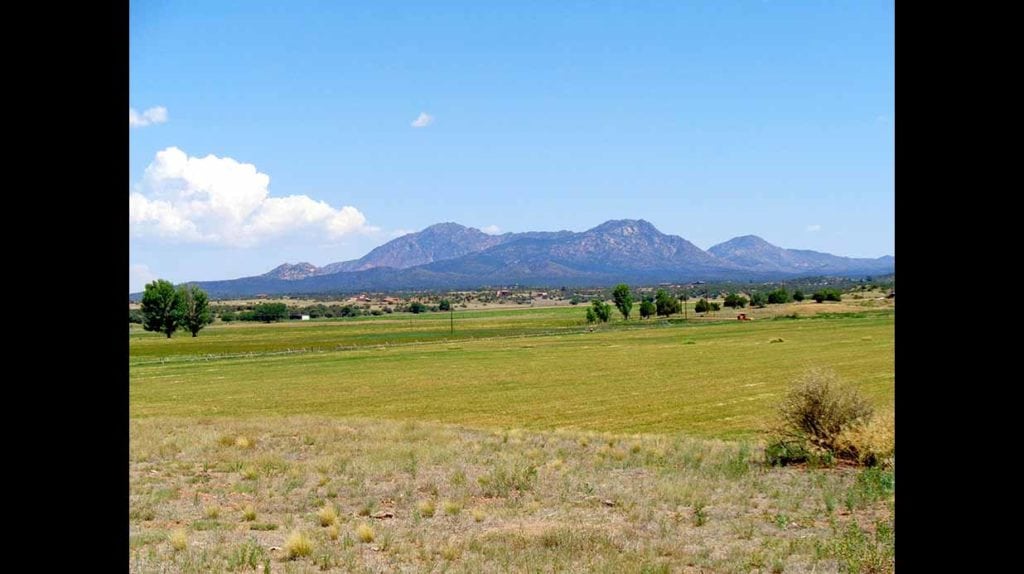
{"left": 129, "top": 416, "right": 894, "bottom": 572}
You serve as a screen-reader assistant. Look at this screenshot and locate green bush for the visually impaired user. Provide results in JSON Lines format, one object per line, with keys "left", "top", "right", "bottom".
{"left": 723, "top": 293, "right": 747, "bottom": 308}
{"left": 812, "top": 289, "right": 842, "bottom": 303}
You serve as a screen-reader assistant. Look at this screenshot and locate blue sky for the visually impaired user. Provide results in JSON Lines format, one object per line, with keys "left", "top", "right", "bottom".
{"left": 130, "top": 1, "right": 894, "bottom": 292}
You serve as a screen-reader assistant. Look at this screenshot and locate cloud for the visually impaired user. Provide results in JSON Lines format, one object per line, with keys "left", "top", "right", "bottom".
{"left": 481, "top": 225, "right": 501, "bottom": 235}
{"left": 806, "top": 224, "right": 822, "bottom": 232}
{"left": 130, "top": 263, "right": 157, "bottom": 292}
{"left": 129, "top": 147, "right": 376, "bottom": 247}
{"left": 129, "top": 106, "right": 168, "bottom": 128}
{"left": 411, "top": 112, "right": 434, "bottom": 128}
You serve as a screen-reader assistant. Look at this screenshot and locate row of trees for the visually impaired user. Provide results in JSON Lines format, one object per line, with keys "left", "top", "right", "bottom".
{"left": 140, "top": 279, "right": 212, "bottom": 337}
{"left": 587, "top": 285, "right": 691, "bottom": 323}
{"left": 585, "top": 283, "right": 844, "bottom": 324}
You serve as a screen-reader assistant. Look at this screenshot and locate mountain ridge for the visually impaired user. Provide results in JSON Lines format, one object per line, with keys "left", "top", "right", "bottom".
{"left": 132, "top": 220, "right": 894, "bottom": 298}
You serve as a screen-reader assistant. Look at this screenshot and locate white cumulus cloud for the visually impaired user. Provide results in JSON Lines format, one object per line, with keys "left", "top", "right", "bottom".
{"left": 129, "top": 263, "right": 157, "bottom": 292}
{"left": 481, "top": 225, "right": 501, "bottom": 235}
{"left": 806, "top": 224, "right": 822, "bottom": 232}
{"left": 129, "top": 106, "right": 168, "bottom": 128}
{"left": 411, "top": 112, "right": 434, "bottom": 128}
{"left": 129, "top": 147, "right": 376, "bottom": 247}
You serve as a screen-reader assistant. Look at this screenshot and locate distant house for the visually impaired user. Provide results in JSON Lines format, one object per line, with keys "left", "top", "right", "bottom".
{"left": 301, "top": 315, "right": 311, "bottom": 321}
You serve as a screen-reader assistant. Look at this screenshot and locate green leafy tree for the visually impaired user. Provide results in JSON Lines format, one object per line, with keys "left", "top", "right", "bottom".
{"left": 639, "top": 298, "right": 655, "bottom": 319}
{"left": 679, "top": 293, "right": 689, "bottom": 320}
{"left": 128, "top": 308, "right": 144, "bottom": 324}
{"left": 749, "top": 292, "right": 767, "bottom": 308}
{"left": 710, "top": 302, "right": 721, "bottom": 312}
{"left": 141, "top": 279, "right": 182, "bottom": 338}
{"left": 612, "top": 284, "right": 633, "bottom": 320}
{"left": 177, "top": 285, "right": 212, "bottom": 337}
{"left": 585, "top": 307, "right": 597, "bottom": 323}
{"left": 767, "top": 288, "right": 791, "bottom": 305}
{"left": 723, "top": 293, "right": 748, "bottom": 308}
{"left": 655, "top": 289, "right": 681, "bottom": 317}
{"left": 793, "top": 290, "right": 805, "bottom": 302}
{"left": 591, "top": 299, "right": 612, "bottom": 323}
{"left": 408, "top": 301, "right": 428, "bottom": 314}
{"left": 253, "top": 302, "right": 288, "bottom": 322}
{"left": 694, "top": 298, "right": 709, "bottom": 314}
{"left": 438, "top": 299, "right": 452, "bottom": 311}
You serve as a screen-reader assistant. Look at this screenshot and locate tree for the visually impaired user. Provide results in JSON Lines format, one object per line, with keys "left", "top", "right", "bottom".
{"left": 585, "top": 307, "right": 597, "bottom": 323}
{"left": 679, "top": 293, "right": 689, "bottom": 320}
{"left": 438, "top": 299, "right": 452, "bottom": 311}
{"left": 749, "top": 292, "right": 767, "bottom": 308}
{"left": 694, "top": 298, "right": 710, "bottom": 314}
{"left": 710, "top": 302, "right": 721, "bottom": 312}
{"left": 639, "top": 298, "right": 655, "bottom": 319}
{"left": 812, "top": 289, "right": 842, "bottom": 303}
{"left": 612, "top": 284, "right": 633, "bottom": 320}
{"left": 767, "top": 288, "right": 791, "bottom": 305}
{"left": 723, "top": 293, "right": 748, "bottom": 308}
{"left": 177, "top": 285, "right": 212, "bottom": 337}
{"left": 408, "top": 301, "right": 428, "bottom": 314}
{"left": 591, "top": 299, "right": 612, "bottom": 323}
{"left": 128, "top": 308, "right": 144, "bottom": 324}
{"left": 253, "top": 302, "right": 288, "bottom": 322}
{"left": 141, "top": 279, "right": 182, "bottom": 338}
{"left": 793, "top": 290, "right": 805, "bottom": 302}
{"left": 655, "top": 289, "right": 680, "bottom": 317}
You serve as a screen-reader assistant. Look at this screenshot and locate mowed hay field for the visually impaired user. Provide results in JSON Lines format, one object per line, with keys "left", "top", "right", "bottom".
{"left": 130, "top": 305, "right": 893, "bottom": 438}
{"left": 130, "top": 305, "right": 895, "bottom": 573}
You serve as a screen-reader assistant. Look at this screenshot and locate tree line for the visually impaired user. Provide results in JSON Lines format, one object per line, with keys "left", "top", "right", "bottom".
{"left": 584, "top": 284, "right": 842, "bottom": 323}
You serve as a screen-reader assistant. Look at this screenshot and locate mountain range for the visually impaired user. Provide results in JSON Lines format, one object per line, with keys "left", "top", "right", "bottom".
{"left": 137, "top": 220, "right": 894, "bottom": 298}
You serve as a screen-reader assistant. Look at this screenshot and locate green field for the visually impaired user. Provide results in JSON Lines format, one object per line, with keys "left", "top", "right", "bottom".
{"left": 130, "top": 306, "right": 894, "bottom": 438}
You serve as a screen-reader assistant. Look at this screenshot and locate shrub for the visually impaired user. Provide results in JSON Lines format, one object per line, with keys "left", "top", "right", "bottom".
{"left": 723, "top": 293, "right": 748, "bottom": 308}
{"left": 835, "top": 408, "right": 895, "bottom": 466}
{"left": 284, "top": 530, "right": 312, "bottom": 559}
{"left": 793, "top": 290, "right": 805, "bottom": 302}
{"left": 764, "top": 440, "right": 810, "bottom": 467}
{"left": 812, "top": 289, "right": 842, "bottom": 303}
{"left": 590, "top": 299, "right": 612, "bottom": 322}
{"left": 694, "top": 298, "right": 709, "bottom": 313}
{"left": 242, "top": 504, "right": 256, "bottom": 522}
{"left": 773, "top": 369, "right": 874, "bottom": 458}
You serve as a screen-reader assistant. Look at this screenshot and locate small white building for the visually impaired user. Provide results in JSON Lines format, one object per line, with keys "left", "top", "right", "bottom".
{"left": 301, "top": 315, "right": 311, "bottom": 321}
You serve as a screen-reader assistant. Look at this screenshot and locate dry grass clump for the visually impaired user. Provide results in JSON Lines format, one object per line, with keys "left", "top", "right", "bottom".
{"left": 836, "top": 407, "right": 895, "bottom": 466}
{"left": 169, "top": 528, "right": 187, "bottom": 551}
{"left": 317, "top": 504, "right": 338, "bottom": 527}
{"left": 355, "top": 523, "right": 375, "bottom": 543}
{"left": 417, "top": 499, "right": 436, "bottom": 518}
{"left": 284, "top": 529, "right": 312, "bottom": 559}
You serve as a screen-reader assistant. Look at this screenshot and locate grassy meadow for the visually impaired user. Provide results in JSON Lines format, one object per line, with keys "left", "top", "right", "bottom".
{"left": 130, "top": 301, "right": 895, "bottom": 572}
